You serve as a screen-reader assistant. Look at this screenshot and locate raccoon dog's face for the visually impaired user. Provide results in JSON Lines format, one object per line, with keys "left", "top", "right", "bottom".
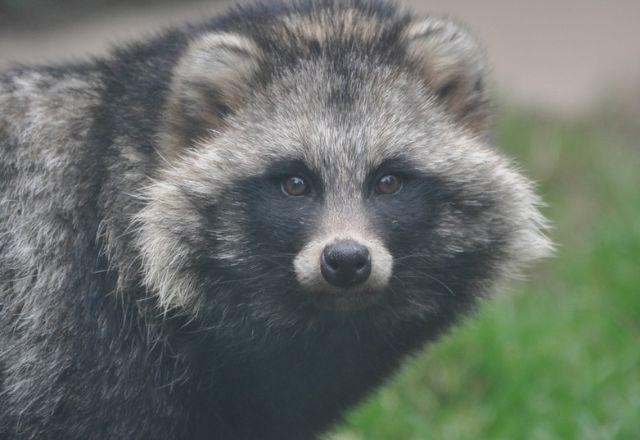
{"left": 136, "top": 11, "right": 551, "bottom": 332}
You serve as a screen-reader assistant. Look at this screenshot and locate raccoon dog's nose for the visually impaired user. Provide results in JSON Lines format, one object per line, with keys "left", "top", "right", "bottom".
{"left": 321, "top": 241, "right": 371, "bottom": 289}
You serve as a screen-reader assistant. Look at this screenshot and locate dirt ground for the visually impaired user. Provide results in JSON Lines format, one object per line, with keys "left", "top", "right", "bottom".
{"left": 1, "top": 0, "right": 638, "bottom": 114}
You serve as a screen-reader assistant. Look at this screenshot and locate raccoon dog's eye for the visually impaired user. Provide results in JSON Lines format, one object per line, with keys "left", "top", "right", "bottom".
{"left": 282, "top": 176, "right": 309, "bottom": 196}
{"left": 376, "top": 174, "right": 402, "bottom": 195}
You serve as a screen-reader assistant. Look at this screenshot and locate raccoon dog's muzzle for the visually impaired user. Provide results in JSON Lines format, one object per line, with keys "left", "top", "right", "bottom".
{"left": 294, "top": 226, "right": 393, "bottom": 309}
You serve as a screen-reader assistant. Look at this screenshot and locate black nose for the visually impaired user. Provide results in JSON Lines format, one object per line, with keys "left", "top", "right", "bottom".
{"left": 320, "top": 241, "right": 371, "bottom": 289}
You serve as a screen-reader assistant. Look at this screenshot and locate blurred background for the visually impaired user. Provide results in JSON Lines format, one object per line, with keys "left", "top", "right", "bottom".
{"left": 2, "top": 1, "right": 638, "bottom": 438}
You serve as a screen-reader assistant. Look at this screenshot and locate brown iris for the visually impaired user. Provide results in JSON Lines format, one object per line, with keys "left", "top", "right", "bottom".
{"left": 376, "top": 174, "right": 402, "bottom": 194}
{"left": 282, "top": 176, "right": 309, "bottom": 196}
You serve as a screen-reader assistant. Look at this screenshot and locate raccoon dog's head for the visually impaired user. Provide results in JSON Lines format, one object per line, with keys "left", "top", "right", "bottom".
{"left": 136, "top": 3, "right": 551, "bottom": 333}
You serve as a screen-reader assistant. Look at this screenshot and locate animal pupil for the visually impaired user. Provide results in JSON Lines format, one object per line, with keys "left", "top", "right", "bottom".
{"left": 282, "top": 175, "right": 308, "bottom": 196}
{"left": 376, "top": 174, "right": 402, "bottom": 194}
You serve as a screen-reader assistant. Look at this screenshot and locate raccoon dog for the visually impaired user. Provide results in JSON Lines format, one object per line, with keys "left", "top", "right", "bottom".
{"left": 0, "top": 0, "right": 551, "bottom": 438}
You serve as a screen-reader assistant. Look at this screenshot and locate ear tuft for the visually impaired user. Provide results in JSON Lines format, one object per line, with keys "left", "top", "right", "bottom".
{"left": 404, "top": 18, "right": 491, "bottom": 135}
{"left": 162, "top": 32, "right": 262, "bottom": 155}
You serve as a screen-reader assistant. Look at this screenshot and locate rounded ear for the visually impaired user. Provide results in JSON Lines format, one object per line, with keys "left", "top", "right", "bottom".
{"left": 162, "top": 32, "right": 262, "bottom": 155}
{"left": 404, "top": 17, "right": 490, "bottom": 135}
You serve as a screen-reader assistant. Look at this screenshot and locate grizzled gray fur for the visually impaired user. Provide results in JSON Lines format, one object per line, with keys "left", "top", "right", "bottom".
{"left": 0, "top": 0, "right": 552, "bottom": 438}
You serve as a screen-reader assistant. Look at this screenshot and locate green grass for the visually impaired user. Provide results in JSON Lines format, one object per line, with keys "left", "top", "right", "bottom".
{"left": 330, "top": 105, "right": 640, "bottom": 439}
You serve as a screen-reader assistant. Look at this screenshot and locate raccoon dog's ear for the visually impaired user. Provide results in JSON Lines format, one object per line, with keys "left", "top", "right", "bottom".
{"left": 404, "top": 18, "right": 490, "bottom": 135}
{"left": 163, "top": 33, "right": 261, "bottom": 153}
